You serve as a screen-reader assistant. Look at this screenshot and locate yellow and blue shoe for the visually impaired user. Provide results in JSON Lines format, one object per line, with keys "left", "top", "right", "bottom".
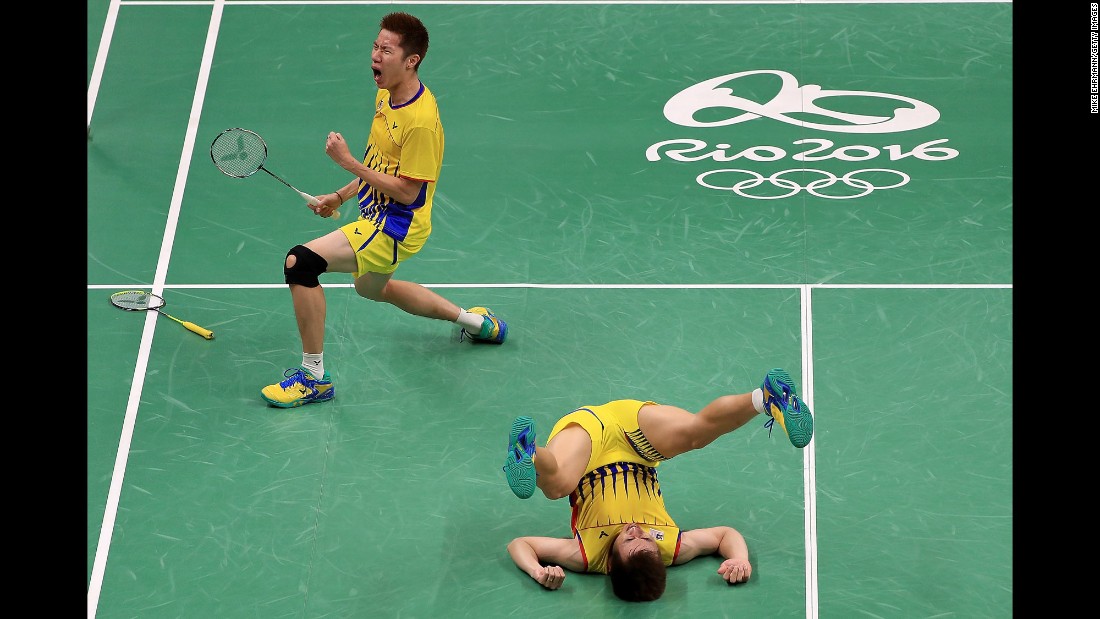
{"left": 261, "top": 367, "right": 335, "bottom": 408}
{"left": 463, "top": 306, "right": 508, "bottom": 344}
{"left": 503, "top": 416, "right": 537, "bottom": 499}
{"left": 761, "top": 368, "right": 814, "bottom": 448}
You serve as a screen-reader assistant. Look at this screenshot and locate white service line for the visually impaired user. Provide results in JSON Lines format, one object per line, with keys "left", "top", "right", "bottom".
{"left": 87, "top": 2, "right": 227, "bottom": 618}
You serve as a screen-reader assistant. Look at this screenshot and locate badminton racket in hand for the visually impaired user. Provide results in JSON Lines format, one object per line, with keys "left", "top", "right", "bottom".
{"left": 110, "top": 291, "right": 215, "bottom": 340}
{"left": 210, "top": 127, "right": 339, "bottom": 218}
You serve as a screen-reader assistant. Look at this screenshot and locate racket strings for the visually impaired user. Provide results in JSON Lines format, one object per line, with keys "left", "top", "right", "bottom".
{"left": 210, "top": 128, "right": 268, "bottom": 178}
{"left": 111, "top": 290, "right": 163, "bottom": 310}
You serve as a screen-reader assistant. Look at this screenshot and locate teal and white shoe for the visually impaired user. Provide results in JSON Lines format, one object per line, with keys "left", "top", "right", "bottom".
{"left": 503, "top": 416, "right": 537, "bottom": 498}
{"left": 463, "top": 306, "right": 508, "bottom": 344}
{"left": 761, "top": 368, "right": 814, "bottom": 448}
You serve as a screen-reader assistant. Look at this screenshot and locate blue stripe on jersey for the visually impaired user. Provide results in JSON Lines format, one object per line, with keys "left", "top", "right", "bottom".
{"left": 357, "top": 180, "right": 428, "bottom": 242}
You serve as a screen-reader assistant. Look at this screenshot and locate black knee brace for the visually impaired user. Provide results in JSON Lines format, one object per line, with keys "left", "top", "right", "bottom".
{"left": 284, "top": 245, "right": 328, "bottom": 287}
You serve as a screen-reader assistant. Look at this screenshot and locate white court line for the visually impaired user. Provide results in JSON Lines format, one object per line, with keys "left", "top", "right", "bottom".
{"left": 87, "top": 0, "right": 121, "bottom": 129}
{"left": 115, "top": 1, "right": 1013, "bottom": 6}
{"left": 801, "top": 285, "right": 820, "bottom": 619}
{"left": 87, "top": 1, "right": 227, "bottom": 618}
{"left": 87, "top": 282, "right": 1013, "bottom": 290}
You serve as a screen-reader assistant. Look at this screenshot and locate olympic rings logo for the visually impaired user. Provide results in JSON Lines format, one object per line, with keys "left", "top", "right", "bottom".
{"left": 696, "top": 168, "right": 910, "bottom": 200}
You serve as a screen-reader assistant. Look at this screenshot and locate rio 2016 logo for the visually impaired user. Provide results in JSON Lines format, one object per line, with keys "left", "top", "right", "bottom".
{"left": 646, "top": 70, "right": 955, "bottom": 199}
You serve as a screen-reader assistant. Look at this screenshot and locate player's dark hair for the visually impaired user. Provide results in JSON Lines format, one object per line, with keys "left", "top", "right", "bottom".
{"left": 607, "top": 546, "right": 667, "bottom": 602}
{"left": 380, "top": 12, "right": 429, "bottom": 71}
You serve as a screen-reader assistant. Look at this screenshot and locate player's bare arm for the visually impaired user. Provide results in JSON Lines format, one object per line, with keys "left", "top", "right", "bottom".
{"left": 325, "top": 131, "right": 423, "bottom": 204}
{"left": 676, "top": 526, "right": 752, "bottom": 584}
{"left": 507, "top": 536, "right": 585, "bottom": 590}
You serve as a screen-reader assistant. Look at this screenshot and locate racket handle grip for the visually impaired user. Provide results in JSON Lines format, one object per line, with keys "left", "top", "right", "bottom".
{"left": 303, "top": 192, "right": 339, "bottom": 219}
{"left": 183, "top": 321, "right": 215, "bottom": 340}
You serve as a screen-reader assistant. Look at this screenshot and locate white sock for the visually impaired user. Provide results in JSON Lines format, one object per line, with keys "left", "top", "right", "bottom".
{"left": 302, "top": 353, "right": 324, "bottom": 378}
{"left": 751, "top": 388, "right": 764, "bottom": 414}
{"left": 456, "top": 310, "right": 486, "bottom": 333}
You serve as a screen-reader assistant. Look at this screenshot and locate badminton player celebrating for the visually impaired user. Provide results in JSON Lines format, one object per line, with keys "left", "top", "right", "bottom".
{"left": 261, "top": 12, "right": 508, "bottom": 408}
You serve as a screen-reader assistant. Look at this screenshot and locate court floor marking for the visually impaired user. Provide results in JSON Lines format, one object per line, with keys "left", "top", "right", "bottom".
{"left": 87, "top": 283, "right": 1011, "bottom": 290}
{"left": 801, "top": 285, "right": 819, "bottom": 618}
{"left": 88, "top": 2, "right": 228, "bottom": 618}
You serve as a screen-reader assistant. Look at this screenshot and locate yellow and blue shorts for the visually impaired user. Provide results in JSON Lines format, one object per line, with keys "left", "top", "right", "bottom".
{"left": 339, "top": 219, "right": 425, "bottom": 277}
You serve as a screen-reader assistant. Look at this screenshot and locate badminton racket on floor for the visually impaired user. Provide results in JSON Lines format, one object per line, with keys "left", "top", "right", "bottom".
{"left": 110, "top": 290, "right": 215, "bottom": 340}
{"left": 210, "top": 127, "right": 338, "bottom": 217}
